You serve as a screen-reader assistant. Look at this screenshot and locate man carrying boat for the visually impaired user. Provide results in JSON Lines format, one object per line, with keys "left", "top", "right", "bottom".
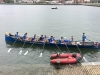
{"left": 82, "top": 33, "right": 86, "bottom": 45}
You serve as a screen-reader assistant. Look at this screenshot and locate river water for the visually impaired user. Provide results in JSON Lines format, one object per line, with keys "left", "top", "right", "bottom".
{"left": 0, "top": 5, "right": 100, "bottom": 66}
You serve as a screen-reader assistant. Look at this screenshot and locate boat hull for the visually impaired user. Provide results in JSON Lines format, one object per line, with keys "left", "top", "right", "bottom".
{"left": 5, "top": 32, "right": 100, "bottom": 49}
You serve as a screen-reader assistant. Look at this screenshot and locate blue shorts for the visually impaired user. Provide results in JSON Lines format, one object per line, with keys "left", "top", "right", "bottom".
{"left": 82, "top": 40, "right": 85, "bottom": 42}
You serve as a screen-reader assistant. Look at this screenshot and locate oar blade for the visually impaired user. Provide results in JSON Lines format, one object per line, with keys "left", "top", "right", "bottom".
{"left": 18, "top": 50, "right": 22, "bottom": 55}
{"left": 7, "top": 48, "right": 12, "bottom": 53}
{"left": 24, "top": 51, "right": 28, "bottom": 55}
{"left": 83, "top": 57, "right": 88, "bottom": 62}
{"left": 39, "top": 53, "right": 43, "bottom": 57}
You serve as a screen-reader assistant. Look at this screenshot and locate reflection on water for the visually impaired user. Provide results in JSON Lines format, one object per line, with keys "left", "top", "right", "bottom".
{"left": 4, "top": 41, "right": 100, "bottom": 65}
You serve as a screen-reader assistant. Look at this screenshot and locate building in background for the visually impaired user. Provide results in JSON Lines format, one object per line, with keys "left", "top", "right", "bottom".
{"left": 66, "top": 0, "right": 74, "bottom": 4}
{"left": 73, "top": 0, "right": 83, "bottom": 3}
{"left": 84, "top": 0, "right": 90, "bottom": 3}
{"left": 90, "top": 0, "right": 98, "bottom": 3}
{"left": 1, "top": 0, "right": 99, "bottom": 4}
{"left": 78, "top": 0, "right": 83, "bottom": 3}
{"left": 0, "top": 0, "right": 5, "bottom": 3}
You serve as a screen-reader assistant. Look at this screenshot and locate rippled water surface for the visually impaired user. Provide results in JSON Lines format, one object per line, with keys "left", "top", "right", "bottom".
{"left": 0, "top": 5, "right": 100, "bottom": 66}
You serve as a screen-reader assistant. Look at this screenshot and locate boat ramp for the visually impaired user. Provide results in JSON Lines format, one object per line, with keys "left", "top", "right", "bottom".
{"left": 0, "top": 62, "right": 100, "bottom": 75}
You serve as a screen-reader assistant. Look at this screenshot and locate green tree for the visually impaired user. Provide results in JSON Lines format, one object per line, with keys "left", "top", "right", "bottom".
{"left": 5, "top": 0, "right": 13, "bottom": 3}
{"left": 98, "top": 0, "right": 100, "bottom": 3}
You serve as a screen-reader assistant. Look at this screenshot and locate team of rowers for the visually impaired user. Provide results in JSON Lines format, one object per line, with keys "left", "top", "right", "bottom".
{"left": 9, "top": 32, "right": 100, "bottom": 47}
{"left": 11, "top": 32, "right": 76, "bottom": 45}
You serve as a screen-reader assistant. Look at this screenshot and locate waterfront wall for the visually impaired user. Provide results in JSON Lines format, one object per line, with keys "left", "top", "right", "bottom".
{"left": 82, "top": 3, "right": 100, "bottom": 7}
{"left": 0, "top": 3, "right": 100, "bottom": 7}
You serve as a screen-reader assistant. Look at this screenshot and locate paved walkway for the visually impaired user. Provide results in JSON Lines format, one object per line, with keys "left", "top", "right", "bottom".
{"left": 0, "top": 63, "right": 100, "bottom": 75}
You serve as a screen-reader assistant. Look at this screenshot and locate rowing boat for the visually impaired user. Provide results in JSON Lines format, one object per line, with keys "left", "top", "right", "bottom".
{"left": 5, "top": 32, "right": 100, "bottom": 49}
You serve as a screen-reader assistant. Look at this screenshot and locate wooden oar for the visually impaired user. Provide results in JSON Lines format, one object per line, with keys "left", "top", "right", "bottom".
{"left": 83, "top": 57, "right": 88, "bottom": 62}
{"left": 39, "top": 42, "right": 45, "bottom": 57}
{"left": 76, "top": 44, "right": 88, "bottom": 62}
{"left": 86, "top": 39, "right": 94, "bottom": 42}
{"left": 24, "top": 42, "right": 34, "bottom": 55}
{"left": 55, "top": 43, "right": 61, "bottom": 52}
{"left": 65, "top": 43, "right": 70, "bottom": 53}
{"left": 18, "top": 41, "right": 26, "bottom": 55}
{"left": 7, "top": 38, "right": 17, "bottom": 53}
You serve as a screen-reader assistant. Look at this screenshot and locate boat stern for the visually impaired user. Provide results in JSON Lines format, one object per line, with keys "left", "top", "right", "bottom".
{"left": 98, "top": 43, "right": 100, "bottom": 49}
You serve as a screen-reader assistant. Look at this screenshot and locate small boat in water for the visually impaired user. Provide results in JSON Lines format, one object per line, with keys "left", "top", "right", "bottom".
{"left": 5, "top": 32, "right": 100, "bottom": 49}
{"left": 51, "top": 7, "right": 58, "bottom": 9}
{"left": 50, "top": 53, "right": 82, "bottom": 64}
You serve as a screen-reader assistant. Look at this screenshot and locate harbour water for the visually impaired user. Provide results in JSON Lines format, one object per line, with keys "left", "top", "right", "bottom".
{"left": 0, "top": 4, "right": 100, "bottom": 70}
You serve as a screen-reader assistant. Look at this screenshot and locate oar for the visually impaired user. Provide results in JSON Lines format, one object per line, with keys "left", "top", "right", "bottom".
{"left": 55, "top": 43, "right": 62, "bottom": 68}
{"left": 7, "top": 38, "right": 18, "bottom": 53}
{"left": 55, "top": 43, "right": 61, "bottom": 52}
{"left": 76, "top": 44, "right": 88, "bottom": 62}
{"left": 65, "top": 43, "right": 70, "bottom": 53}
{"left": 39, "top": 42, "right": 45, "bottom": 57}
{"left": 86, "top": 39, "right": 94, "bottom": 42}
{"left": 83, "top": 57, "right": 88, "bottom": 62}
{"left": 24, "top": 42, "right": 34, "bottom": 55}
{"left": 18, "top": 41, "right": 26, "bottom": 55}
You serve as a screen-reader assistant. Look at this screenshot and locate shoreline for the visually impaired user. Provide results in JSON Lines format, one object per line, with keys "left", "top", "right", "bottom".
{"left": 0, "top": 3, "right": 100, "bottom": 7}
{"left": 0, "top": 3, "right": 82, "bottom": 5}
{"left": 82, "top": 3, "right": 100, "bottom": 7}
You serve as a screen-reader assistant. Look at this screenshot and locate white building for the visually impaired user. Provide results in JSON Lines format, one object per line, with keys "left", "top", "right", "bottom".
{"left": 84, "top": 0, "right": 90, "bottom": 2}
{"left": 21, "top": 0, "right": 33, "bottom": 3}
{"left": 66, "top": 0, "right": 74, "bottom": 4}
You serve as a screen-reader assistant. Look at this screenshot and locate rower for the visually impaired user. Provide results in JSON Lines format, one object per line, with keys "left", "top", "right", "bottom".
{"left": 15, "top": 32, "right": 22, "bottom": 40}
{"left": 98, "top": 43, "right": 100, "bottom": 48}
{"left": 31, "top": 34, "right": 38, "bottom": 42}
{"left": 22, "top": 33, "right": 30, "bottom": 41}
{"left": 22, "top": 33, "right": 27, "bottom": 41}
{"left": 82, "top": 33, "right": 86, "bottom": 45}
{"left": 15, "top": 32, "right": 19, "bottom": 38}
{"left": 60, "top": 37, "right": 65, "bottom": 44}
{"left": 64, "top": 39, "right": 68, "bottom": 44}
{"left": 9, "top": 33, "right": 13, "bottom": 36}
{"left": 48, "top": 36, "right": 56, "bottom": 44}
{"left": 43, "top": 35, "right": 48, "bottom": 42}
{"left": 39, "top": 35, "right": 44, "bottom": 42}
{"left": 71, "top": 36, "right": 74, "bottom": 42}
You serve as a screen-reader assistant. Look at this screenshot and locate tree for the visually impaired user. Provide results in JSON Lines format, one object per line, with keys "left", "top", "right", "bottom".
{"left": 98, "top": 0, "right": 100, "bottom": 3}
{"left": 5, "top": 0, "right": 13, "bottom": 3}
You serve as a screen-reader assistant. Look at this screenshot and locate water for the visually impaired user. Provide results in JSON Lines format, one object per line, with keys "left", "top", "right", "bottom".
{"left": 0, "top": 5, "right": 100, "bottom": 66}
